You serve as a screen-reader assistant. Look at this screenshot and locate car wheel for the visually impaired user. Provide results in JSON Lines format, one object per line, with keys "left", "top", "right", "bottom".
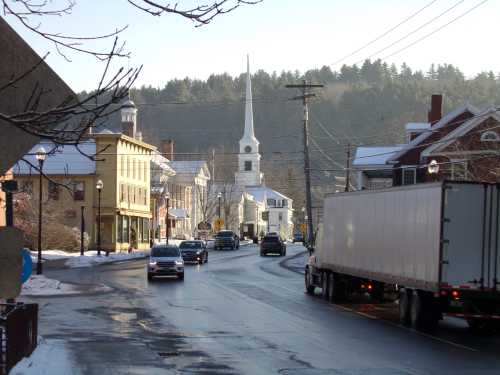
{"left": 147, "top": 274, "right": 153, "bottom": 281}
{"left": 178, "top": 273, "right": 184, "bottom": 281}
{"left": 204, "top": 253, "right": 208, "bottom": 263}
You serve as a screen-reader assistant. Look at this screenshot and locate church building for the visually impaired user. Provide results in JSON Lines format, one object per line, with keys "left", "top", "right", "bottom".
{"left": 217, "top": 56, "right": 294, "bottom": 239}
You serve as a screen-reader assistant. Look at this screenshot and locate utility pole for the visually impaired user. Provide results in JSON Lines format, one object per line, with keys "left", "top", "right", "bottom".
{"left": 286, "top": 80, "right": 324, "bottom": 247}
{"left": 345, "top": 143, "right": 351, "bottom": 192}
{"left": 80, "top": 206, "right": 85, "bottom": 256}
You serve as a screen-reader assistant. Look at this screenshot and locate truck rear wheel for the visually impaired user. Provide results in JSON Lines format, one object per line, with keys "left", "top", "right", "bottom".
{"left": 305, "top": 268, "right": 315, "bottom": 295}
{"left": 327, "top": 273, "right": 335, "bottom": 302}
{"left": 410, "top": 290, "right": 438, "bottom": 331}
{"left": 399, "top": 288, "right": 411, "bottom": 326}
{"left": 321, "top": 272, "right": 330, "bottom": 301}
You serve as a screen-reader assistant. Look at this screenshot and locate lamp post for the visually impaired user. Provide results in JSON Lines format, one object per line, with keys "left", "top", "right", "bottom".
{"left": 165, "top": 192, "right": 170, "bottom": 245}
{"left": 428, "top": 160, "right": 439, "bottom": 182}
{"left": 217, "top": 192, "right": 222, "bottom": 221}
{"left": 96, "top": 179, "right": 103, "bottom": 256}
{"left": 35, "top": 146, "right": 46, "bottom": 275}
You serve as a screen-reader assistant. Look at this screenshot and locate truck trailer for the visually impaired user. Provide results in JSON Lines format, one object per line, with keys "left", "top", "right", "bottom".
{"left": 305, "top": 181, "right": 500, "bottom": 331}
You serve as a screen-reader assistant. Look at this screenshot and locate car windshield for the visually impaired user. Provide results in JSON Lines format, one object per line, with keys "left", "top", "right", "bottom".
{"left": 151, "top": 246, "right": 180, "bottom": 257}
{"left": 217, "top": 231, "right": 234, "bottom": 237}
{"left": 180, "top": 241, "right": 202, "bottom": 249}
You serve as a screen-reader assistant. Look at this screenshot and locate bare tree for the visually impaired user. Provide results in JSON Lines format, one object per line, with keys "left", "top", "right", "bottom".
{"left": 1, "top": 0, "right": 261, "bottom": 151}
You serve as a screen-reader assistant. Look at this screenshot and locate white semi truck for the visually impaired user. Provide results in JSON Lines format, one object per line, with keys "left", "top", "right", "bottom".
{"left": 305, "top": 182, "right": 500, "bottom": 331}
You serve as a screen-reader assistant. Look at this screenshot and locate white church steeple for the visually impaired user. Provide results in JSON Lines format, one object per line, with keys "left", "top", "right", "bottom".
{"left": 235, "top": 55, "right": 262, "bottom": 187}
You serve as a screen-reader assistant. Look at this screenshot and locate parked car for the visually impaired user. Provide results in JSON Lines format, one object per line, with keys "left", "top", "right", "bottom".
{"left": 179, "top": 240, "right": 208, "bottom": 264}
{"left": 293, "top": 233, "right": 304, "bottom": 243}
{"left": 260, "top": 235, "right": 286, "bottom": 256}
{"left": 214, "top": 230, "right": 240, "bottom": 250}
{"left": 147, "top": 245, "right": 184, "bottom": 281}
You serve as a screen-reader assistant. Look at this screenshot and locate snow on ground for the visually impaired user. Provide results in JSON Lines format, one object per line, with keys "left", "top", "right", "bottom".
{"left": 21, "top": 274, "right": 110, "bottom": 296}
{"left": 10, "top": 338, "right": 81, "bottom": 375}
{"left": 65, "top": 250, "right": 149, "bottom": 268}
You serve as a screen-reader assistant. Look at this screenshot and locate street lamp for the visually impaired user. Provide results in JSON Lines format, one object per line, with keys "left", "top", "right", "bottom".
{"left": 35, "top": 146, "right": 46, "bottom": 275}
{"left": 96, "top": 179, "right": 103, "bottom": 256}
{"left": 217, "top": 192, "right": 222, "bottom": 221}
{"left": 428, "top": 160, "right": 439, "bottom": 182}
{"left": 165, "top": 192, "right": 170, "bottom": 245}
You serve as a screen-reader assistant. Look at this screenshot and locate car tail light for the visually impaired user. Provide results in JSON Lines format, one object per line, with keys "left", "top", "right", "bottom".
{"left": 452, "top": 290, "right": 460, "bottom": 300}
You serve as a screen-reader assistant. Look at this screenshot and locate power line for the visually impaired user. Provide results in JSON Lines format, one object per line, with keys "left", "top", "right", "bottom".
{"left": 381, "top": 0, "right": 489, "bottom": 60}
{"left": 356, "top": 0, "right": 465, "bottom": 65}
{"left": 331, "top": 0, "right": 439, "bottom": 67}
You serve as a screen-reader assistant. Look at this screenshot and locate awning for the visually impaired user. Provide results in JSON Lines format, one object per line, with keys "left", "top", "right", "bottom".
{"left": 168, "top": 208, "right": 189, "bottom": 219}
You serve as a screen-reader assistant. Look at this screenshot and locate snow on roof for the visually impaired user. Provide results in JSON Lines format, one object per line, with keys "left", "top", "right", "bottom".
{"left": 405, "top": 122, "right": 430, "bottom": 131}
{"left": 169, "top": 208, "right": 189, "bottom": 219}
{"left": 151, "top": 151, "right": 175, "bottom": 174}
{"left": 245, "top": 186, "right": 291, "bottom": 202}
{"left": 352, "top": 146, "right": 403, "bottom": 167}
{"left": 14, "top": 141, "right": 96, "bottom": 175}
{"left": 388, "top": 103, "right": 481, "bottom": 163}
{"left": 94, "top": 128, "right": 116, "bottom": 135}
{"left": 170, "top": 161, "right": 207, "bottom": 175}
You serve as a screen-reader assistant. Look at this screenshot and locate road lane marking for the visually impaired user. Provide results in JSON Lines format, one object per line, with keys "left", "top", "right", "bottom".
{"left": 329, "top": 304, "right": 479, "bottom": 352}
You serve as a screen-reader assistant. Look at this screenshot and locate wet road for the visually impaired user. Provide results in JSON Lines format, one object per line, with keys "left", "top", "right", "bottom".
{"left": 33, "top": 243, "right": 500, "bottom": 374}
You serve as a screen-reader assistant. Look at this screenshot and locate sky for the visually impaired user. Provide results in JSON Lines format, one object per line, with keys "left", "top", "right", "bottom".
{"left": 2, "top": 0, "right": 498, "bottom": 92}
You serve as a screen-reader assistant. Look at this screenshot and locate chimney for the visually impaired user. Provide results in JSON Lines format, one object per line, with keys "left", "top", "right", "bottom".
{"left": 161, "top": 139, "right": 174, "bottom": 161}
{"left": 428, "top": 94, "right": 443, "bottom": 125}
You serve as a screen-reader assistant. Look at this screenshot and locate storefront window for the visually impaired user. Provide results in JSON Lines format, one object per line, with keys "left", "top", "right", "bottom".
{"left": 123, "top": 216, "right": 129, "bottom": 243}
{"left": 117, "top": 215, "right": 123, "bottom": 243}
{"left": 143, "top": 218, "right": 149, "bottom": 242}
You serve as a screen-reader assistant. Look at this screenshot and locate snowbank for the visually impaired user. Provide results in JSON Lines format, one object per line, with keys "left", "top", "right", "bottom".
{"left": 10, "top": 337, "right": 80, "bottom": 375}
{"left": 65, "top": 250, "right": 149, "bottom": 268}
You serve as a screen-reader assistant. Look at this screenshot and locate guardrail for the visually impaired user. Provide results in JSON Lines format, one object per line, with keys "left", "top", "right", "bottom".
{"left": 0, "top": 303, "right": 38, "bottom": 375}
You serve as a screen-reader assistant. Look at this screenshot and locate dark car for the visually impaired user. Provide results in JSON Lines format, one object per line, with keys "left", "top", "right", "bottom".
{"left": 214, "top": 230, "right": 240, "bottom": 250}
{"left": 293, "top": 233, "right": 304, "bottom": 243}
{"left": 179, "top": 240, "right": 208, "bottom": 264}
{"left": 260, "top": 235, "right": 286, "bottom": 256}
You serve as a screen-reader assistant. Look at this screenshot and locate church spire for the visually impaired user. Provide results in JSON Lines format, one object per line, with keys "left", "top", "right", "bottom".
{"left": 244, "top": 54, "right": 255, "bottom": 140}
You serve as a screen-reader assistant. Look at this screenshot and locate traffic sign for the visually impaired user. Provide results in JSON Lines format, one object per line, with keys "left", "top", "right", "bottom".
{"left": 21, "top": 248, "right": 33, "bottom": 283}
{"left": 214, "top": 218, "right": 224, "bottom": 232}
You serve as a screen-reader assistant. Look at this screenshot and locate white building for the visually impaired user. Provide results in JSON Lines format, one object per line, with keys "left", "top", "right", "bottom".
{"left": 220, "top": 56, "right": 294, "bottom": 239}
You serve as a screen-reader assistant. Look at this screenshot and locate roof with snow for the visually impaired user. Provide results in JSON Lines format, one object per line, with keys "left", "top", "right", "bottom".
{"left": 170, "top": 161, "right": 209, "bottom": 177}
{"left": 388, "top": 103, "right": 481, "bottom": 163}
{"left": 245, "top": 186, "right": 291, "bottom": 203}
{"left": 151, "top": 151, "right": 175, "bottom": 174}
{"left": 352, "top": 146, "right": 403, "bottom": 167}
{"left": 405, "top": 122, "right": 430, "bottom": 131}
{"left": 14, "top": 141, "right": 96, "bottom": 175}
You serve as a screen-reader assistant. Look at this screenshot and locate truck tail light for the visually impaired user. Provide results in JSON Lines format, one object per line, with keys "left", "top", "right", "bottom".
{"left": 452, "top": 290, "right": 460, "bottom": 300}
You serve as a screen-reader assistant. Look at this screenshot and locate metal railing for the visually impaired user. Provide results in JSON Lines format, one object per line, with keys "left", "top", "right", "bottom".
{"left": 0, "top": 303, "right": 38, "bottom": 375}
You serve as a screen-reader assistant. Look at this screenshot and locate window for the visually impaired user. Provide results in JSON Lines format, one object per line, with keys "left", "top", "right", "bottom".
{"left": 282, "top": 200, "right": 288, "bottom": 207}
{"left": 48, "top": 181, "right": 59, "bottom": 200}
{"left": 481, "top": 131, "right": 500, "bottom": 142}
{"left": 267, "top": 198, "right": 276, "bottom": 207}
{"left": 73, "top": 181, "right": 85, "bottom": 201}
{"left": 132, "top": 159, "right": 136, "bottom": 179}
{"left": 139, "top": 218, "right": 143, "bottom": 243}
{"left": 402, "top": 168, "right": 416, "bottom": 185}
{"left": 120, "top": 184, "right": 125, "bottom": 202}
{"left": 244, "top": 161, "right": 252, "bottom": 171}
{"left": 117, "top": 215, "right": 123, "bottom": 243}
{"left": 120, "top": 156, "right": 124, "bottom": 177}
{"left": 452, "top": 161, "right": 468, "bottom": 180}
{"left": 143, "top": 218, "right": 149, "bottom": 243}
{"left": 278, "top": 213, "right": 283, "bottom": 222}
{"left": 123, "top": 216, "right": 129, "bottom": 243}
{"left": 126, "top": 157, "right": 130, "bottom": 178}
{"left": 21, "top": 181, "right": 33, "bottom": 195}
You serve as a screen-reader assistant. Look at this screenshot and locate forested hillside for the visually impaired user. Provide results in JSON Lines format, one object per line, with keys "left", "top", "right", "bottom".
{"left": 89, "top": 59, "right": 500, "bottom": 205}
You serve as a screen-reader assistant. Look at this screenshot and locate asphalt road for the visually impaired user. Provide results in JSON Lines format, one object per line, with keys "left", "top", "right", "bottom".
{"left": 31, "top": 243, "right": 500, "bottom": 374}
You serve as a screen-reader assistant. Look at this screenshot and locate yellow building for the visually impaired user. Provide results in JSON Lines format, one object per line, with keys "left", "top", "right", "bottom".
{"left": 14, "top": 99, "right": 156, "bottom": 252}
